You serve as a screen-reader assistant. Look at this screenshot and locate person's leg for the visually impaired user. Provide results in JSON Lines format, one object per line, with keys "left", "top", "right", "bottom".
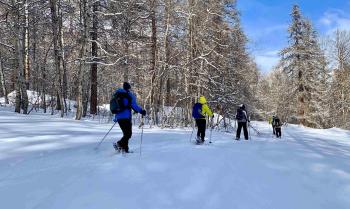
{"left": 276, "top": 128, "right": 281, "bottom": 138}
{"left": 272, "top": 125, "right": 275, "bottom": 135}
{"left": 243, "top": 122, "right": 248, "bottom": 140}
{"left": 195, "top": 119, "right": 201, "bottom": 139}
{"left": 117, "top": 119, "right": 132, "bottom": 151}
{"left": 199, "top": 120, "right": 206, "bottom": 141}
{"left": 236, "top": 122, "right": 243, "bottom": 139}
{"left": 280, "top": 128, "right": 282, "bottom": 138}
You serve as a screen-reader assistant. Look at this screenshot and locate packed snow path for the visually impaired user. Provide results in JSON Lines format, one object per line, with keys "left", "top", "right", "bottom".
{"left": 1, "top": 110, "right": 350, "bottom": 209}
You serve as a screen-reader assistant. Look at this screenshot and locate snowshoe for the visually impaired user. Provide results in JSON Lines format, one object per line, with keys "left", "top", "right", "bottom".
{"left": 195, "top": 138, "right": 205, "bottom": 145}
{"left": 113, "top": 142, "right": 122, "bottom": 152}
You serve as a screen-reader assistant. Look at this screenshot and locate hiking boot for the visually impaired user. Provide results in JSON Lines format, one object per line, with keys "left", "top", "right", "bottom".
{"left": 123, "top": 146, "right": 129, "bottom": 153}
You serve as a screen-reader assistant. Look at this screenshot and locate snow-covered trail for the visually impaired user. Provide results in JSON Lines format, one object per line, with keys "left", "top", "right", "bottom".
{"left": 1, "top": 110, "right": 350, "bottom": 209}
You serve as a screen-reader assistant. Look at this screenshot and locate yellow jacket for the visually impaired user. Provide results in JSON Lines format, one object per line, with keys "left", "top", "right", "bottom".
{"left": 199, "top": 96, "right": 213, "bottom": 119}
{"left": 268, "top": 116, "right": 272, "bottom": 124}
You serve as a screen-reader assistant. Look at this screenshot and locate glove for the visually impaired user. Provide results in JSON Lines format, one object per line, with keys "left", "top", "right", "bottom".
{"left": 113, "top": 118, "right": 118, "bottom": 123}
{"left": 140, "top": 109, "right": 146, "bottom": 116}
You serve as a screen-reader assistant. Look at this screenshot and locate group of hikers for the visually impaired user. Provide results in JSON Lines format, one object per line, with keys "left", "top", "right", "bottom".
{"left": 110, "top": 82, "right": 282, "bottom": 153}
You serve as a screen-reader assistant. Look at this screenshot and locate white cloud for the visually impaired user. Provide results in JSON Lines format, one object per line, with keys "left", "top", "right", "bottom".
{"left": 254, "top": 50, "right": 280, "bottom": 73}
{"left": 319, "top": 9, "right": 350, "bottom": 34}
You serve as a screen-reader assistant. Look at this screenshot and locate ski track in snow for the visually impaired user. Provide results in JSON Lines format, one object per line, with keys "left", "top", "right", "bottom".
{"left": 1, "top": 109, "right": 350, "bottom": 209}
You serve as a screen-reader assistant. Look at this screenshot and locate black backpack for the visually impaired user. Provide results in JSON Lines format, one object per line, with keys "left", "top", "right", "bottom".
{"left": 273, "top": 118, "right": 281, "bottom": 127}
{"left": 236, "top": 108, "right": 244, "bottom": 120}
{"left": 110, "top": 92, "right": 131, "bottom": 114}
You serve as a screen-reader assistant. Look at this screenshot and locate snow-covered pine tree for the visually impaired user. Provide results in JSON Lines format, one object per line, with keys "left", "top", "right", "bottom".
{"left": 301, "top": 19, "right": 329, "bottom": 128}
{"left": 279, "top": 5, "right": 328, "bottom": 127}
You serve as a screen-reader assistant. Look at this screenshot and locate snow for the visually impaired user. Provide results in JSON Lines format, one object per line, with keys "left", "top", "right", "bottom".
{"left": 1, "top": 108, "right": 350, "bottom": 209}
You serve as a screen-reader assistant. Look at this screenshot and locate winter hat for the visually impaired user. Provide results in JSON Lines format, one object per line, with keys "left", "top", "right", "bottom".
{"left": 239, "top": 104, "right": 245, "bottom": 109}
{"left": 123, "top": 82, "right": 131, "bottom": 90}
{"left": 199, "top": 96, "right": 207, "bottom": 104}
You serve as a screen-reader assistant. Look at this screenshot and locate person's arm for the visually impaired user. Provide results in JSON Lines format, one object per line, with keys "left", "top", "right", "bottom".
{"left": 203, "top": 104, "right": 213, "bottom": 117}
{"left": 244, "top": 111, "right": 250, "bottom": 122}
{"left": 129, "top": 93, "right": 143, "bottom": 113}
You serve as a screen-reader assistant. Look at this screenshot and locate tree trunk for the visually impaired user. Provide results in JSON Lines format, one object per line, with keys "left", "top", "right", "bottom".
{"left": 13, "top": 0, "right": 28, "bottom": 114}
{"left": 90, "top": 0, "right": 98, "bottom": 115}
{"left": 75, "top": 0, "right": 88, "bottom": 120}
{"left": 14, "top": 6, "right": 21, "bottom": 113}
{"left": 23, "top": 0, "right": 30, "bottom": 90}
{"left": 59, "top": 2, "right": 68, "bottom": 114}
{"left": 49, "top": 0, "right": 64, "bottom": 117}
{"left": 149, "top": 0, "right": 158, "bottom": 125}
{"left": 0, "top": 55, "right": 9, "bottom": 104}
{"left": 164, "top": 1, "right": 171, "bottom": 106}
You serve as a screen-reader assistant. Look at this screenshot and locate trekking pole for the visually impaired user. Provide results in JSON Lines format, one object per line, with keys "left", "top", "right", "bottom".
{"left": 189, "top": 121, "right": 194, "bottom": 143}
{"left": 249, "top": 124, "right": 261, "bottom": 135}
{"left": 94, "top": 122, "right": 117, "bottom": 150}
{"left": 248, "top": 122, "right": 252, "bottom": 140}
{"left": 140, "top": 116, "right": 145, "bottom": 157}
{"left": 209, "top": 118, "right": 214, "bottom": 144}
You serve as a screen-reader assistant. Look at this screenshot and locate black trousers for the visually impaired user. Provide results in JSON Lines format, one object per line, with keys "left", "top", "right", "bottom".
{"left": 275, "top": 127, "right": 282, "bottom": 138}
{"left": 117, "top": 119, "right": 132, "bottom": 149}
{"left": 195, "top": 119, "right": 206, "bottom": 141}
{"left": 236, "top": 122, "right": 248, "bottom": 140}
{"left": 272, "top": 125, "right": 276, "bottom": 135}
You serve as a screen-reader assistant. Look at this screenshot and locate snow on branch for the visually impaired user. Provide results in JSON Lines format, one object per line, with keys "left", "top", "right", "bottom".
{"left": 0, "top": 42, "right": 15, "bottom": 50}
{"left": 95, "top": 11, "right": 123, "bottom": 16}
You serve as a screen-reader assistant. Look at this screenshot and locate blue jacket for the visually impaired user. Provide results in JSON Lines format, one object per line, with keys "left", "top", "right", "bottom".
{"left": 113, "top": 89, "right": 142, "bottom": 120}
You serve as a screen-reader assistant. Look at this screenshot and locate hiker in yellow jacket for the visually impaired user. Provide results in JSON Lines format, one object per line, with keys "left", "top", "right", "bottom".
{"left": 268, "top": 115, "right": 276, "bottom": 135}
{"left": 192, "top": 96, "right": 213, "bottom": 143}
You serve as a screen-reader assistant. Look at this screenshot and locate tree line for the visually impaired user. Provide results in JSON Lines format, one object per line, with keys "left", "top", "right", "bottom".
{"left": 259, "top": 5, "right": 350, "bottom": 129}
{"left": 0, "top": 1, "right": 349, "bottom": 129}
{"left": 0, "top": 0, "right": 259, "bottom": 127}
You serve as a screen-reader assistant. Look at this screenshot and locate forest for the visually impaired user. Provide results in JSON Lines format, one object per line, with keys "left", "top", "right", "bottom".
{"left": 0, "top": 0, "right": 349, "bottom": 129}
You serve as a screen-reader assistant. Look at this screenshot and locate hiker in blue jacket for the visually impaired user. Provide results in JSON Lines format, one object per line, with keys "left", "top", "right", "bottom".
{"left": 112, "top": 82, "right": 146, "bottom": 152}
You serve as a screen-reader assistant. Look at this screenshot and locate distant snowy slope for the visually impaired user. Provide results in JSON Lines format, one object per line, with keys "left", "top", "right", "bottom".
{"left": 0, "top": 108, "right": 350, "bottom": 209}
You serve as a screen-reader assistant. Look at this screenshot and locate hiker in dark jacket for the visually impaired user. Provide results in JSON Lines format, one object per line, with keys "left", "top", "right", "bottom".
{"left": 235, "top": 104, "right": 249, "bottom": 140}
{"left": 269, "top": 115, "right": 276, "bottom": 135}
{"left": 273, "top": 115, "right": 282, "bottom": 138}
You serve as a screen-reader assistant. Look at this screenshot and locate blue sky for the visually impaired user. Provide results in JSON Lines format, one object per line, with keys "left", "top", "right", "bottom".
{"left": 236, "top": 0, "right": 350, "bottom": 73}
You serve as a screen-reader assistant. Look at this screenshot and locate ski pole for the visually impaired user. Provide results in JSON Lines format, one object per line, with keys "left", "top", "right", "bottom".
{"left": 249, "top": 124, "right": 261, "bottom": 135}
{"left": 140, "top": 116, "right": 144, "bottom": 157}
{"left": 209, "top": 117, "right": 214, "bottom": 143}
{"left": 189, "top": 122, "right": 195, "bottom": 143}
{"left": 248, "top": 122, "right": 251, "bottom": 140}
{"left": 209, "top": 125, "right": 213, "bottom": 143}
{"left": 94, "top": 122, "right": 117, "bottom": 150}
